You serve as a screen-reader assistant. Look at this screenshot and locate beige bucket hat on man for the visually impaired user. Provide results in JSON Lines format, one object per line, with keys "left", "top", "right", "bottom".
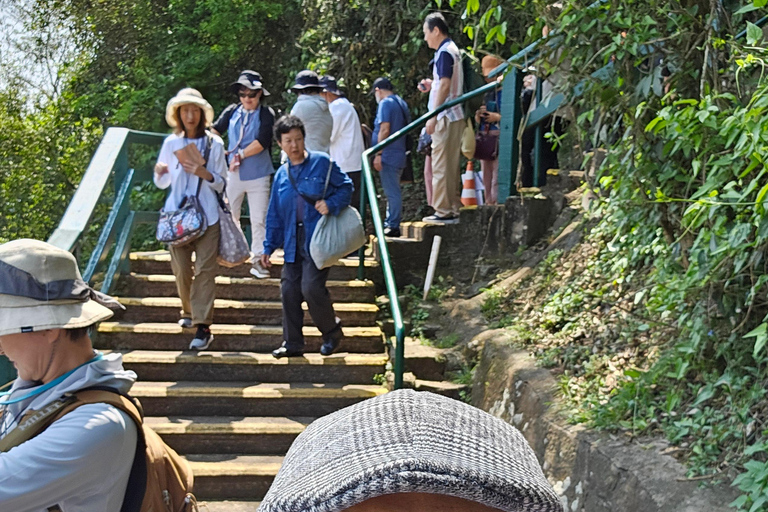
{"left": 0, "top": 239, "right": 123, "bottom": 337}
{"left": 165, "top": 87, "right": 215, "bottom": 129}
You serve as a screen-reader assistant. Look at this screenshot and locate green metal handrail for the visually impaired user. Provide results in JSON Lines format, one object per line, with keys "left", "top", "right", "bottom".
{"left": 358, "top": 81, "right": 498, "bottom": 389}
{"left": 49, "top": 128, "right": 166, "bottom": 294}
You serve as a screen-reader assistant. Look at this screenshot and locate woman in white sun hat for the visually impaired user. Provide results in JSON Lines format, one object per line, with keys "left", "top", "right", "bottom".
{"left": 154, "top": 87, "right": 227, "bottom": 350}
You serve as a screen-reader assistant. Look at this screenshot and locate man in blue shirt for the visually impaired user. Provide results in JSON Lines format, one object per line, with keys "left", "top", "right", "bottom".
{"left": 371, "top": 77, "right": 411, "bottom": 238}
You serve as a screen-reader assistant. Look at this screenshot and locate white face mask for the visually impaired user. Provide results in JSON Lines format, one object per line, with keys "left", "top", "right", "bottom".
{"left": 374, "top": 91, "right": 382, "bottom": 105}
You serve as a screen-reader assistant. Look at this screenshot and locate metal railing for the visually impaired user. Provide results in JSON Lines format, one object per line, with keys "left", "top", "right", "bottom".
{"left": 358, "top": 81, "right": 499, "bottom": 389}
{"left": 48, "top": 128, "right": 167, "bottom": 293}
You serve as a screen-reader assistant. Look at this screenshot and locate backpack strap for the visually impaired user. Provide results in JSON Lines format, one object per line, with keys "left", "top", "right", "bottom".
{"left": 0, "top": 387, "right": 147, "bottom": 512}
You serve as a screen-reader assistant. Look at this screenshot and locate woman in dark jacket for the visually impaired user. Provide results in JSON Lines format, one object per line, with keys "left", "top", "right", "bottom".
{"left": 261, "top": 115, "right": 353, "bottom": 359}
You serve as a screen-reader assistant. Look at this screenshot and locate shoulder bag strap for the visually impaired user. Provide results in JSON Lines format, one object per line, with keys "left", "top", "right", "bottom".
{"left": 194, "top": 133, "right": 213, "bottom": 198}
{"left": 322, "top": 158, "right": 333, "bottom": 198}
{"left": 287, "top": 155, "right": 317, "bottom": 205}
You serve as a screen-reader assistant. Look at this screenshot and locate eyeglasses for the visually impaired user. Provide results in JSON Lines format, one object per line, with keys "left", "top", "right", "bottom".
{"left": 239, "top": 91, "right": 259, "bottom": 99}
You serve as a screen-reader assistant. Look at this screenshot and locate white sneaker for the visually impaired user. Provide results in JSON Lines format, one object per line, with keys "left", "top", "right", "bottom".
{"left": 178, "top": 318, "right": 193, "bottom": 329}
{"left": 189, "top": 325, "right": 214, "bottom": 350}
{"left": 249, "top": 259, "right": 270, "bottom": 279}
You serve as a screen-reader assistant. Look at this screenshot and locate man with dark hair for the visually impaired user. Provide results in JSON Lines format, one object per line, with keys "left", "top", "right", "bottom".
{"left": 371, "top": 77, "right": 411, "bottom": 238}
{"left": 420, "top": 12, "right": 465, "bottom": 225}
{"left": 0, "top": 239, "right": 136, "bottom": 511}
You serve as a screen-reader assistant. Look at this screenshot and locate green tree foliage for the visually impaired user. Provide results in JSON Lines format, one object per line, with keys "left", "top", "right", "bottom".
{"left": 0, "top": 90, "right": 102, "bottom": 243}
{"left": 444, "top": 0, "right": 768, "bottom": 506}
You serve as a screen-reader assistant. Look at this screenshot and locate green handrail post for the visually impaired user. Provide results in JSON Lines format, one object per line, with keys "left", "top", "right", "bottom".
{"left": 497, "top": 67, "right": 524, "bottom": 201}
{"left": 0, "top": 356, "right": 14, "bottom": 388}
{"left": 533, "top": 78, "right": 544, "bottom": 188}
{"left": 361, "top": 80, "right": 498, "bottom": 389}
{"left": 357, "top": 169, "right": 368, "bottom": 281}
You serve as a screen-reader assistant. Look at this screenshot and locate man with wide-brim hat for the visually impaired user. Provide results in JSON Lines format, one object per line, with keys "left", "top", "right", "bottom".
{"left": 289, "top": 70, "right": 333, "bottom": 154}
{"left": 212, "top": 69, "right": 277, "bottom": 279}
{"left": 0, "top": 238, "right": 139, "bottom": 511}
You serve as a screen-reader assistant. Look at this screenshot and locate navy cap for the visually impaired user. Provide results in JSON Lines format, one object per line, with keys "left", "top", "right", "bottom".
{"left": 291, "top": 70, "right": 323, "bottom": 92}
{"left": 319, "top": 75, "right": 344, "bottom": 96}
{"left": 371, "top": 77, "right": 394, "bottom": 94}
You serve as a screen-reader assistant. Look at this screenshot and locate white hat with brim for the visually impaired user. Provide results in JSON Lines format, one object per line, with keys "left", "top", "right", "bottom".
{"left": 165, "top": 88, "right": 215, "bottom": 129}
{"left": 0, "top": 239, "right": 122, "bottom": 337}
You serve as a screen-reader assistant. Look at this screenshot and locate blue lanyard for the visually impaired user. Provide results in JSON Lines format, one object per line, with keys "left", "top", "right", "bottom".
{"left": 0, "top": 353, "right": 104, "bottom": 405}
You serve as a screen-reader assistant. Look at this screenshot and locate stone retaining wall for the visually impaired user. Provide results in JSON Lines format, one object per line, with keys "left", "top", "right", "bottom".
{"left": 471, "top": 333, "right": 739, "bottom": 512}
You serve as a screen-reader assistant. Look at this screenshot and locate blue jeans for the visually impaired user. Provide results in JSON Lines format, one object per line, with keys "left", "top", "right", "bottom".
{"left": 380, "top": 163, "right": 403, "bottom": 230}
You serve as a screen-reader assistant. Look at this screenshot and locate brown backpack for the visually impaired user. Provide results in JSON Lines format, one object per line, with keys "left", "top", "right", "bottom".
{"left": 0, "top": 387, "right": 197, "bottom": 512}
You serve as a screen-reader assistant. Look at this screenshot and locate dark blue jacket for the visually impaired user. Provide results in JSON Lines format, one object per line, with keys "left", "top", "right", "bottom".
{"left": 263, "top": 151, "right": 353, "bottom": 262}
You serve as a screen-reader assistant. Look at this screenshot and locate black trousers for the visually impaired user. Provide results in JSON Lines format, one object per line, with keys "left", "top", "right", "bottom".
{"left": 520, "top": 115, "right": 567, "bottom": 188}
{"left": 281, "top": 226, "right": 339, "bottom": 350}
{"left": 348, "top": 171, "right": 361, "bottom": 213}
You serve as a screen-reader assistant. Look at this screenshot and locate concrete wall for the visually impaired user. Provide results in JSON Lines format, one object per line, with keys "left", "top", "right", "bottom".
{"left": 472, "top": 333, "right": 739, "bottom": 512}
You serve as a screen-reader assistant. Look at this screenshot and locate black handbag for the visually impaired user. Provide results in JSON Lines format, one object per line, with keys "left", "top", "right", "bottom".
{"left": 474, "top": 128, "right": 499, "bottom": 161}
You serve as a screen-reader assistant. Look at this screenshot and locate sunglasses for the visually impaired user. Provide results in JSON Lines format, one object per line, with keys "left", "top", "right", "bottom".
{"left": 239, "top": 91, "right": 260, "bottom": 99}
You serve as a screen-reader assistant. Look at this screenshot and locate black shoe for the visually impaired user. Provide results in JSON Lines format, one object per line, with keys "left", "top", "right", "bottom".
{"left": 272, "top": 343, "right": 304, "bottom": 359}
{"left": 189, "top": 325, "right": 214, "bottom": 351}
{"left": 320, "top": 323, "right": 343, "bottom": 356}
{"left": 384, "top": 227, "right": 401, "bottom": 238}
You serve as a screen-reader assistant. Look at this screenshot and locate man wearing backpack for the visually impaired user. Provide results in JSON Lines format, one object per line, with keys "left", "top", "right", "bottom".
{"left": 371, "top": 77, "right": 411, "bottom": 238}
{"left": 420, "top": 12, "right": 465, "bottom": 225}
{"left": 0, "top": 239, "right": 138, "bottom": 511}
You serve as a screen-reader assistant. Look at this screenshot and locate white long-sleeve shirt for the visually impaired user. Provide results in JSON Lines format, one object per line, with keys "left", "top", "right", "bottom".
{"left": 328, "top": 97, "right": 364, "bottom": 173}
{"left": 0, "top": 353, "right": 138, "bottom": 512}
{"left": 154, "top": 132, "right": 227, "bottom": 224}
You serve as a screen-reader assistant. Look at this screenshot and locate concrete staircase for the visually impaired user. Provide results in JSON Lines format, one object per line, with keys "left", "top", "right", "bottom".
{"left": 94, "top": 250, "right": 388, "bottom": 510}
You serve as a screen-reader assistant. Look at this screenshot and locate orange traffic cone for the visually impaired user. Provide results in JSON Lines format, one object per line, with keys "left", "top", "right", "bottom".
{"left": 461, "top": 161, "right": 478, "bottom": 207}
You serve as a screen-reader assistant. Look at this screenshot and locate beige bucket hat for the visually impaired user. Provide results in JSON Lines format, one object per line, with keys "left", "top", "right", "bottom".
{"left": 0, "top": 239, "right": 123, "bottom": 337}
{"left": 165, "top": 87, "right": 215, "bottom": 129}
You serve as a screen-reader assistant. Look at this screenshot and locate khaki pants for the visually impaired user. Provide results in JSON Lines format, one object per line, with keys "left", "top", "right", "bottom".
{"left": 169, "top": 222, "right": 220, "bottom": 326}
{"left": 430, "top": 117, "right": 465, "bottom": 217}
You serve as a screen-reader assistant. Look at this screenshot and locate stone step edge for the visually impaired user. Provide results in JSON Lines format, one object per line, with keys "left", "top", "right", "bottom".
{"left": 144, "top": 416, "right": 313, "bottom": 435}
{"left": 185, "top": 455, "right": 283, "bottom": 477}
{"left": 130, "top": 251, "right": 379, "bottom": 268}
{"left": 195, "top": 501, "right": 260, "bottom": 512}
{"left": 127, "top": 274, "right": 374, "bottom": 289}
{"left": 111, "top": 349, "right": 388, "bottom": 366}
{"left": 114, "top": 297, "right": 378, "bottom": 313}
{"left": 98, "top": 322, "right": 383, "bottom": 338}
{"left": 131, "top": 381, "right": 388, "bottom": 399}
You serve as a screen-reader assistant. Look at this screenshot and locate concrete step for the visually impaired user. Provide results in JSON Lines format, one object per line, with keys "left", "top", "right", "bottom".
{"left": 116, "top": 350, "right": 387, "bottom": 384}
{"left": 132, "top": 381, "right": 387, "bottom": 417}
{"left": 119, "top": 274, "right": 375, "bottom": 303}
{"left": 145, "top": 416, "right": 311, "bottom": 455}
{"left": 95, "top": 322, "right": 385, "bottom": 353}
{"left": 414, "top": 379, "right": 467, "bottom": 401}
{"left": 113, "top": 297, "right": 379, "bottom": 326}
{"left": 197, "top": 501, "right": 259, "bottom": 512}
{"left": 129, "top": 250, "right": 377, "bottom": 281}
{"left": 186, "top": 454, "right": 281, "bottom": 501}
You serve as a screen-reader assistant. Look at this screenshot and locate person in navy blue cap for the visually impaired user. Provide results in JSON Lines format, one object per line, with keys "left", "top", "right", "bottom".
{"left": 211, "top": 70, "right": 276, "bottom": 279}
{"left": 289, "top": 70, "right": 333, "bottom": 154}
{"left": 371, "top": 77, "right": 411, "bottom": 238}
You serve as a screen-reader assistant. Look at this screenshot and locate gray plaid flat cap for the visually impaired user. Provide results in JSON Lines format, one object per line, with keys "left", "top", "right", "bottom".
{"left": 258, "top": 389, "right": 563, "bottom": 512}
